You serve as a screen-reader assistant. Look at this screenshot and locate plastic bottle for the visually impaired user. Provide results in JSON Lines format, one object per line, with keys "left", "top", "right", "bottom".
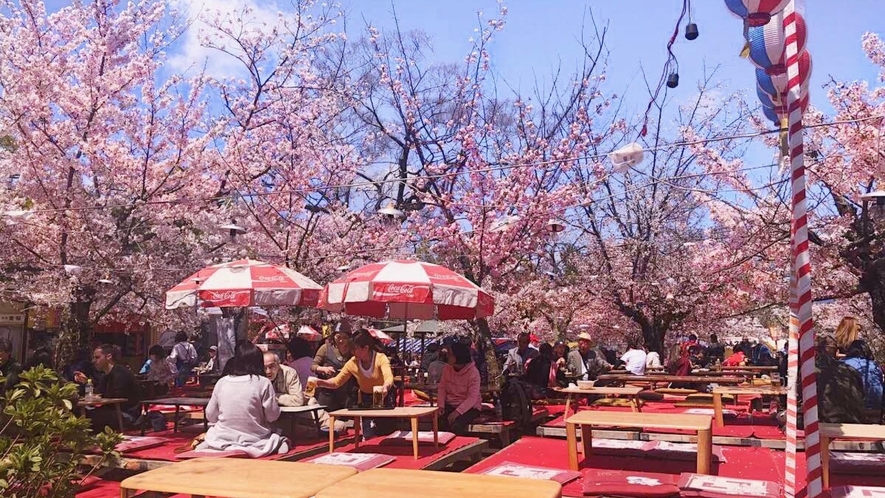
{"left": 714, "top": 358, "right": 721, "bottom": 371}
{"left": 85, "top": 379, "right": 94, "bottom": 400}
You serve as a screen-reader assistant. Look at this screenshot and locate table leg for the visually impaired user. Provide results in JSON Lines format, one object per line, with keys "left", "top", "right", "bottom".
{"left": 116, "top": 405, "right": 124, "bottom": 432}
{"left": 564, "top": 393, "right": 572, "bottom": 419}
{"left": 174, "top": 405, "right": 181, "bottom": 433}
{"left": 399, "top": 385, "right": 405, "bottom": 407}
{"left": 328, "top": 415, "right": 336, "bottom": 453}
{"left": 696, "top": 428, "right": 712, "bottom": 474}
{"left": 432, "top": 411, "right": 439, "bottom": 449}
{"left": 353, "top": 416, "right": 362, "bottom": 449}
{"left": 821, "top": 434, "right": 830, "bottom": 489}
{"left": 119, "top": 487, "right": 134, "bottom": 498}
{"left": 581, "top": 424, "right": 593, "bottom": 460}
{"left": 712, "top": 392, "right": 724, "bottom": 427}
{"left": 411, "top": 416, "right": 420, "bottom": 459}
{"left": 312, "top": 409, "right": 323, "bottom": 438}
{"left": 630, "top": 395, "right": 640, "bottom": 413}
{"left": 566, "top": 422, "right": 578, "bottom": 471}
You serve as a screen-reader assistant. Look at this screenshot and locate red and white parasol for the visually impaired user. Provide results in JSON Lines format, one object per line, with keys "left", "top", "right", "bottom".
{"left": 296, "top": 325, "right": 323, "bottom": 341}
{"left": 317, "top": 259, "right": 494, "bottom": 320}
{"left": 165, "top": 259, "right": 323, "bottom": 309}
{"left": 367, "top": 328, "right": 394, "bottom": 345}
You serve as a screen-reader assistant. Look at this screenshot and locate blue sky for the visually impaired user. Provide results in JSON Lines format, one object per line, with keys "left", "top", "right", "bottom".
{"left": 341, "top": 0, "right": 884, "bottom": 119}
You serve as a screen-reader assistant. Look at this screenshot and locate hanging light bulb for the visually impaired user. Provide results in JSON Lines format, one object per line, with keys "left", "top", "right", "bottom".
{"left": 685, "top": 22, "right": 699, "bottom": 40}
{"left": 666, "top": 72, "right": 680, "bottom": 88}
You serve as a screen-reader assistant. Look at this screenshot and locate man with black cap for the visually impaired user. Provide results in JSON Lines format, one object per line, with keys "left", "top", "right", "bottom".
{"left": 437, "top": 342, "right": 481, "bottom": 434}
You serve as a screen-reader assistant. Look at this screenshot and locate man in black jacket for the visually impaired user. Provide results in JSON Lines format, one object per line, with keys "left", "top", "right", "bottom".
{"left": 80, "top": 344, "right": 142, "bottom": 431}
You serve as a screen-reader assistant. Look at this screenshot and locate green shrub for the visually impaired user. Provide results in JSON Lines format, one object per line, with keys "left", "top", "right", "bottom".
{"left": 0, "top": 365, "right": 122, "bottom": 498}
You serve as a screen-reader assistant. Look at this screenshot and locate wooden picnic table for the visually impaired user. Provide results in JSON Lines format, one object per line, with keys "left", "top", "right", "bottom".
{"left": 328, "top": 406, "right": 438, "bottom": 459}
{"left": 565, "top": 410, "right": 713, "bottom": 475}
{"left": 554, "top": 386, "right": 643, "bottom": 417}
{"left": 141, "top": 397, "right": 210, "bottom": 433}
{"left": 820, "top": 423, "right": 885, "bottom": 489}
{"left": 596, "top": 374, "right": 746, "bottom": 385}
{"left": 119, "top": 457, "right": 356, "bottom": 498}
{"left": 711, "top": 385, "right": 788, "bottom": 427}
{"left": 77, "top": 397, "right": 128, "bottom": 431}
{"left": 315, "top": 467, "right": 562, "bottom": 498}
{"left": 279, "top": 404, "right": 328, "bottom": 437}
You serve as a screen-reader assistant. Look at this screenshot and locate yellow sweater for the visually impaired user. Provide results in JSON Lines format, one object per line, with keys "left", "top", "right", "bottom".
{"left": 328, "top": 352, "right": 394, "bottom": 394}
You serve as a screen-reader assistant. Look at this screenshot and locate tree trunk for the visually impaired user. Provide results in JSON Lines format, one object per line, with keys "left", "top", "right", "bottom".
{"left": 475, "top": 317, "right": 502, "bottom": 389}
{"left": 861, "top": 259, "right": 885, "bottom": 334}
{"left": 641, "top": 324, "right": 665, "bottom": 357}
{"left": 55, "top": 298, "right": 93, "bottom": 372}
{"left": 216, "top": 308, "right": 247, "bottom": 372}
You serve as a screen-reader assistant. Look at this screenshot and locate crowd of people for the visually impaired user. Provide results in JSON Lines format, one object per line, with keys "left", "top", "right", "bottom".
{"left": 0, "top": 313, "right": 881, "bottom": 455}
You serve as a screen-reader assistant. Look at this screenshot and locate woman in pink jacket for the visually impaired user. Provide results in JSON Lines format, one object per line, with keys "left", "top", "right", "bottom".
{"left": 436, "top": 342, "right": 482, "bottom": 434}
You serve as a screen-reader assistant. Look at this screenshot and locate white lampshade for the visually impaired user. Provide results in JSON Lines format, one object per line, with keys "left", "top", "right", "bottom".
{"left": 219, "top": 222, "right": 246, "bottom": 236}
{"left": 490, "top": 215, "right": 521, "bottom": 233}
{"left": 609, "top": 142, "right": 644, "bottom": 172}
{"left": 378, "top": 202, "right": 405, "bottom": 219}
{"left": 546, "top": 219, "right": 565, "bottom": 233}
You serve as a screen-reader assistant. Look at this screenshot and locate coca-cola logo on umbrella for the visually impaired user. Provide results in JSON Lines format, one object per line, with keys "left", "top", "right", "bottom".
{"left": 201, "top": 290, "right": 251, "bottom": 305}
{"left": 374, "top": 283, "right": 430, "bottom": 301}
{"left": 429, "top": 272, "right": 469, "bottom": 284}
{"left": 255, "top": 275, "right": 287, "bottom": 283}
{"left": 346, "top": 270, "right": 378, "bottom": 280}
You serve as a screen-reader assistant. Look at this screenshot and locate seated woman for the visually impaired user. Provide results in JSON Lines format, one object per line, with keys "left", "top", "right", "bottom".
{"left": 145, "top": 344, "right": 177, "bottom": 397}
{"left": 197, "top": 342, "right": 287, "bottom": 457}
{"left": 315, "top": 329, "right": 394, "bottom": 436}
{"left": 437, "top": 342, "right": 481, "bottom": 434}
{"left": 841, "top": 339, "right": 884, "bottom": 412}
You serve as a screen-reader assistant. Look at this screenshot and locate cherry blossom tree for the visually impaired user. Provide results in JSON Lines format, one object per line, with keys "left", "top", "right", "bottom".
{"left": 558, "top": 70, "right": 787, "bottom": 354}
{"left": 0, "top": 0, "right": 226, "bottom": 363}
{"left": 329, "top": 7, "right": 624, "bottom": 384}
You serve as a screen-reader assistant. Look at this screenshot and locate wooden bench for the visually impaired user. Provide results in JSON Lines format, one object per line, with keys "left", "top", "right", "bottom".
{"left": 555, "top": 386, "right": 643, "bottom": 418}
{"left": 821, "top": 423, "right": 885, "bottom": 489}
{"left": 467, "top": 420, "right": 516, "bottom": 446}
{"left": 711, "top": 386, "right": 787, "bottom": 427}
{"left": 565, "top": 411, "right": 713, "bottom": 474}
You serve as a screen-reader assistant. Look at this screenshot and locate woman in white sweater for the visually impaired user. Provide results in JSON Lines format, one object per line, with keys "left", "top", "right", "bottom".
{"left": 197, "top": 342, "right": 287, "bottom": 457}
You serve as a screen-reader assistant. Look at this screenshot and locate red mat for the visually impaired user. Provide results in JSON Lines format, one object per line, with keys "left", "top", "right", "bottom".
{"left": 330, "top": 435, "right": 482, "bottom": 470}
{"left": 466, "top": 436, "right": 789, "bottom": 497}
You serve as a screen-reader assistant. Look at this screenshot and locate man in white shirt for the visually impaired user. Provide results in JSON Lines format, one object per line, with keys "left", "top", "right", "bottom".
{"left": 620, "top": 339, "right": 647, "bottom": 376}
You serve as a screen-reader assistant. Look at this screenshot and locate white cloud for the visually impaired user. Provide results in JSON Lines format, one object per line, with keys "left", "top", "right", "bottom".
{"left": 166, "top": 0, "right": 285, "bottom": 79}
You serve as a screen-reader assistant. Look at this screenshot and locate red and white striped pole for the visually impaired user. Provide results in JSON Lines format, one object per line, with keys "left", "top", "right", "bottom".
{"left": 784, "top": 268, "right": 800, "bottom": 498}
{"left": 783, "top": 1, "right": 822, "bottom": 496}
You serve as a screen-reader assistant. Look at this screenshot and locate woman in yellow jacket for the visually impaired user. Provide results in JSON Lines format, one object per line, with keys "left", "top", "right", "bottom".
{"left": 316, "top": 329, "right": 395, "bottom": 437}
